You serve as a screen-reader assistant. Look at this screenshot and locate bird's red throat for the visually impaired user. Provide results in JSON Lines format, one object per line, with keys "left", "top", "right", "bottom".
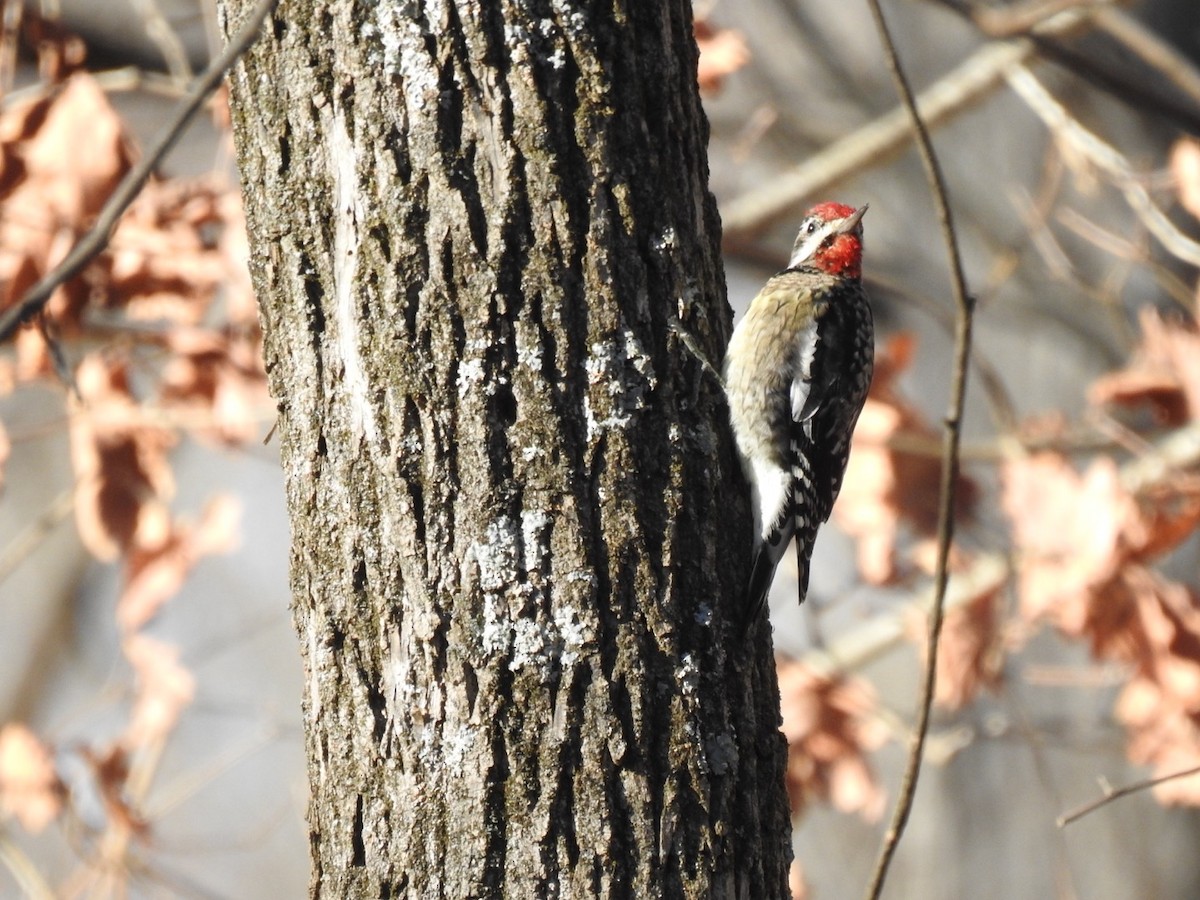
{"left": 813, "top": 234, "right": 863, "bottom": 279}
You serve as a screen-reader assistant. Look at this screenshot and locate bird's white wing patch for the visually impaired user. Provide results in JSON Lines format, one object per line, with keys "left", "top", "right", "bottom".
{"left": 791, "top": 319, "right": 819, "bottom": 422}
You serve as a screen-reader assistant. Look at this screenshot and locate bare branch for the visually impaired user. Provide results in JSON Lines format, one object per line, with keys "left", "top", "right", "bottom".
{"left": 721, "top": 5, "right": 1098, "bottom": 239}
{"left": 861, "top": 0, "right": 977, "bottom": 896}
{"left": 0, "top": 0, "right": 281, "bottom": 344}
{"left": 933, "top": 0, "right": 1200, "bottom": 133}
{"left": 1057, "top": 764, "right": 1200, "bottom": 827}
{"left": 0, "top": 490, "right": 76, "bottom": 585}
{"left": 126, "top": 0, "right": 195, "bottom": 83}
{"left": 1005, "top": 65, "right": 1200, "bottom": 267}
{"left": 1092, "top": 7, "right": 1200, "bottom": 110}
{"left": 968, "top": 0, "right": 1109, "bottom": 37}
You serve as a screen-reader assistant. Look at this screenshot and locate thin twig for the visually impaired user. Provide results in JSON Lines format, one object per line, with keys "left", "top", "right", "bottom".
{"left": 0, "top": 489, "right": 75, "bottom": 585}
{"left": 4, "top": 66, "right": 193, "bottom": 109}
{"left": 861, "top": 0, "right": 976, "bottom": 896}
{"left": 1092, "top": 7, "right": 1200, "bottom": 110}
{"left": 668, "top": 316, "right": 725, "bottom": 388}
{"left": 0, "top": 836, "right": 55, "bottom": 900}
{"left": 127, "top": 0, "right": 195, "bottom": 83}
{"left": 1057, "top": 764, "right": 1200, "bottom": 827}
{"left": 930, "top": 0, "right": 1200, "bottom": 133}
{"left": 968, "top": 0, "right": 1108, "bottom": 37}
{"left": 0, "top": 0, "right": 280, "bottom": 344}
{"left": 0, "top": 1, "right": 23, "bottom": 98}
{"left": 1005, "top": 65, "right": 1200, "bottom": 267}
{"left": 721, "top": 4, "right": 1098, "bottom": 239}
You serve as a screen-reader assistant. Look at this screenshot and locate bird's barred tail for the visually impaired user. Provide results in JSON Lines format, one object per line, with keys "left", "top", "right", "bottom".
{"left": 791, "top": 431, "right": 823, "bottom": 600}
{"left": 740, "top": 518, "right": 792, "bottom": 636}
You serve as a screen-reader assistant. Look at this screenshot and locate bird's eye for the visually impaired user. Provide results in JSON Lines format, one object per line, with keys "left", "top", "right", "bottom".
{"left": 804, "top": 221, "right": 817, "bottom": 235}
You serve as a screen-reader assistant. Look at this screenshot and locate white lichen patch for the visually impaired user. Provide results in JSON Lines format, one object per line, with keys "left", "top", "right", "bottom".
{"left": 480, "top": 590, "right": 511, "bottom": 657}
{"left": 440, "top": 722, "right": 476, "bottom": 777}
{"left": 521, "top": 509, "right": 552, "bottom": 574}
{"left": 456, "top": 356, "right": 486, "bottom": 395}
{"left": 474, "top": 516, "right": 521, "bottom": 593}
{"left": 624, "top": 327, "right": 656, "bottom": 385}
{"left": 521, "top": 444, "right": 546, "bottom": 462}
{"left": 677, "top": 653, "right": 701, "bottom": 698}
{"left": 473, "top": 515, "right": 594, "bottom": 675}
{"left": 515, "top": 329, "right": 544, "bottom": 370}
{"left": 457, "top": 337, "right": 509, "bottom": 398}
{"left": 550, "top": 0, "right": 589, "bottom": 39}
{"left": 553, "top": 606, "right": 589, "bottom": 667}
{"left": 505, "top": 13, "right": 568, "bottom": 69}
{"left": 367, "top": 4, "right": 438, "bottom": 107}
{"left": 583, "top": 326, "right": 658, "bottom": 441}
{"left": 511, "top": 616, "right": 549, "bottom": 670}
{"left": 651, "top": 225, "right": 677, "bottom": 252}
{"left": 503, "top": 20, "right": 532, "bottom": 66}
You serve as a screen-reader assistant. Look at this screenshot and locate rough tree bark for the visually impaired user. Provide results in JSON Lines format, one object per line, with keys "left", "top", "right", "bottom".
{"left": 220, "top": 0, "right": 790, "bottom": 895}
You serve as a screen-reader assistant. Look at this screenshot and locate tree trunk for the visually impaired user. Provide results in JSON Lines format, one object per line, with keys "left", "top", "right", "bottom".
{"left": 219, "top": 0, "right": 790, "bottom": 895}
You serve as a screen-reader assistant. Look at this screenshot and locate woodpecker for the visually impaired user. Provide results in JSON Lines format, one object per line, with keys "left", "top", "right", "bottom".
{"left": 724, "top": 202, "right": 874, "bottom": 632}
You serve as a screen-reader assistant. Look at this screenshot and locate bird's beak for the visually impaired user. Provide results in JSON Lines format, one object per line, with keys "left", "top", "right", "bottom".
{"left": 836, "top": 204, "right": 868, "bottom": 234}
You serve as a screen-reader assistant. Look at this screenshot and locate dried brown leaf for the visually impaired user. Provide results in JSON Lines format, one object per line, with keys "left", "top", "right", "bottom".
{"left": 1007, "top": 447, "right": 1200, "bottom": 802}
{"left": 0, "top": 73, "right": 131, "bottom": 358}
{"left": 0, "top": 723, "right": 62, "bottom": 833}
{"left": 158, "top": 327, "right": 270, "bottom": 445}
{"left": 1089, "top": 307, "right": 1200, "bottom": 426}
{"left": 1004, "top": 453, "right": 1200, "bottom": 662}
{"left": 777, "top": 659, "right": 886, "bottom": 821}
{"left": 69, "top": 354, "right": 175, "bottom": 560}
{"left": 835, "top": 332, "right": 976, "bottom": 584}
{"left": 695, "top": 20, "right": 749, "bottom": 95}
{"left": 1171, "top": 137, "right": 1200, "bottom": 222}
{"left": 119, "top": 495, "right": 240, "bottom": 632}
{"left": 105, "top": 177, "right": 233, "bottom": 323}
{"left": 21, "top": 74, "right": 131, "bottom": 225}
{"left": 931, "top": 585, "right": 1004, "bottom": 709}
{"left": 1116, "top": 673, "right": 1200, "bottom": 806}
{"left": 1003, "top": 454, "right": 1129, "bottom": 627}
{"left": 835, "top": 400, "right": 903, "bottom": 584}
{"left": 122, "top": 634, "right": 195, "bottom": 750}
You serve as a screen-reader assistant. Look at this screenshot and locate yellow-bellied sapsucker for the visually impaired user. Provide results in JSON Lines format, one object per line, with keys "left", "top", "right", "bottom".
{"left": 724, "top": 202, "right": 874, "bottom": 631}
